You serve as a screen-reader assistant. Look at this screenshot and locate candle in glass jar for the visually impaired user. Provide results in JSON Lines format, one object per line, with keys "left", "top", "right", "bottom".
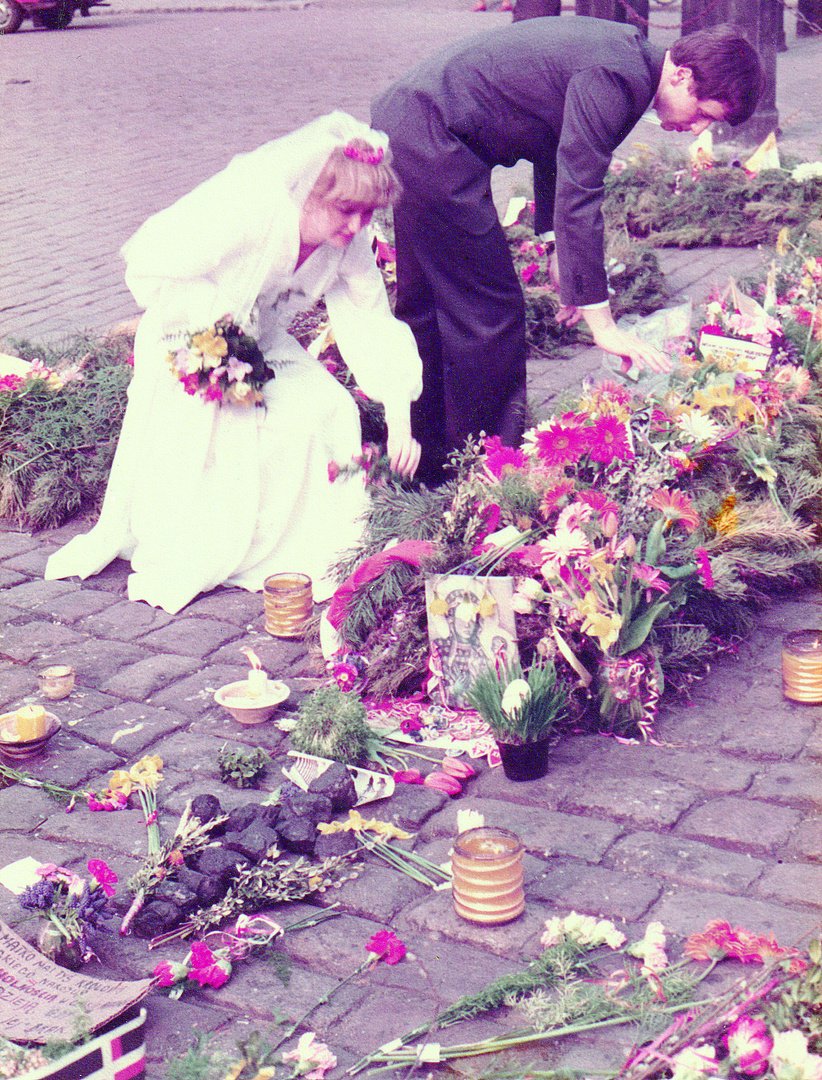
{"left": 782, "top": 630, "right": 822, "bottom": 703}
{"left": 451, "top": 826, "right": 524, "bottom": 925}
{"left": 38, "top": 664, "right": 75, "bottom": 700}
{"left": 263, "top": 574, "right": 313, "bottom": 638}
{"left": 16, "top": 705, "right": 47, "bottom": 740}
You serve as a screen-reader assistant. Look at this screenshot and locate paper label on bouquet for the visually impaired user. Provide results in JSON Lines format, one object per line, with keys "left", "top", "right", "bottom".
{"left": 425, "top": 574, "right": 519, "bottom": 709}
{"left": 698, "top": 331, "right": 770, "bottom": 373}
{"left": 282, "top": 752, "right": 394, "bottom": 804}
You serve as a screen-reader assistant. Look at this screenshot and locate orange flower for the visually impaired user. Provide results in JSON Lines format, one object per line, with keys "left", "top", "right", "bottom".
{"left": 648, "top": 488, "right": 700, "bottom": 533}
{"left": 709, "top": 494, "right": 738, "bottom": 536}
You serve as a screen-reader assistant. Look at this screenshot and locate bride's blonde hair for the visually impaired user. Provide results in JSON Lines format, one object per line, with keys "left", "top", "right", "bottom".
{"left": 309, "top": 138, "right": 401, "bottom": 209}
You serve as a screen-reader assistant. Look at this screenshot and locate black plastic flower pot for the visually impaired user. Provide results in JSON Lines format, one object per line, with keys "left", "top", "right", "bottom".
{"left": 496, "top": 738, "right": 550, "bottom": 781}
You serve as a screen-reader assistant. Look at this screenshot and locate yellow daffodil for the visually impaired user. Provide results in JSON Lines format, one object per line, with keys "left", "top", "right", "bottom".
{"left": 316, "top": 809, "right": 414, "bottom": 841}
{"left": 106, "top": 770, "right": 133, "bottom": 799}
{"left": 129, "top": 754, "right": 163, "bottom": 791}
{"left": 580, "top": 610, "right": 622, "bottom": 652}
{"left": 575, "top": 590, "right": 603, "bottom": 619}
{"left": 428, "top": 596, "right": 449, "bottom": 617}
{"left": 587, "top": 550, "right": 616, "bottom": 583}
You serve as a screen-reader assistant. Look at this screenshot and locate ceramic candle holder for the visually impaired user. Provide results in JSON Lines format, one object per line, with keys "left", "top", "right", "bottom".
{"left": 38, "top": 664, "right": 75, "bottom": 700}
{"left": 214, "top": 679, "right": 290, "bottom": 724}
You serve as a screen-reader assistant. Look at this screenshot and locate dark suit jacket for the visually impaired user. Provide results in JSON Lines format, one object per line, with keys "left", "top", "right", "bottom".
{"left": 372, "top": 17, "right": 665, "bottom": 308}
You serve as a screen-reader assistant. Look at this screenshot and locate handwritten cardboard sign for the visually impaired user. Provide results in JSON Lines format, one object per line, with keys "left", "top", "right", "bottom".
{"left": 0, "top": 919, "right": 152, "bottom": 1044}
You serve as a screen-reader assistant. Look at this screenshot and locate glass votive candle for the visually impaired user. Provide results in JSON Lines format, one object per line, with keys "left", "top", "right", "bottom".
{"left": 264, "top": 574, "right": 313, "bottom": 638}
{"left": 782, "top": 630, "right": 822, "bottom": 703}
{"left": 38, "top": 664, "right": 75, "bottom": 700}
{"left": 451, "top": 826, "right": 525, "bottom": 925}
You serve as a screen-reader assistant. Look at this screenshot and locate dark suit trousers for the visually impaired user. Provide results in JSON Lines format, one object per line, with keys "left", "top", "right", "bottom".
{"left": 392, "top": 193, "right": 528, "bottom": 487}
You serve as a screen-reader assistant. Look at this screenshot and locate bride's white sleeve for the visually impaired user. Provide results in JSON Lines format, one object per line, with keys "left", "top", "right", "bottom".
{"left": 322, "top": 230, "right": 422, "bottom": 416}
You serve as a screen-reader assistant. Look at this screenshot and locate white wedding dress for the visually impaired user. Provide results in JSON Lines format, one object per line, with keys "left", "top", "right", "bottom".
{"left": 45, "top": 113, "right": 422, "bottom": 614}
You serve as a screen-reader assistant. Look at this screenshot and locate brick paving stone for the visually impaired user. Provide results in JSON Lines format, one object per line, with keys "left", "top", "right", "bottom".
{"left": 68, "top": 701, "right": 190, "bottom": 755}
{"left": 137, "top": 617, "right": 245, "bottom": 656}
{"left": 663, "top": 706, "right": 817, "bottom": 760}
{"left": 400, "top": 889, "right": 547, "bottom": 958}
{"left": 33, "top": 803, "right": 151, "bottom": 853}
{"left": 0, "top": 663, "right": 40, "bottom": 709}
{"left": 574, "top": 739, "right": 756, "bottom": 795}
{"left": 0, "top": 578, "right": 80, "bottom": 612}
{"left": 15, "top": 734, "right": 124, "bottom": 790}
{"left": 49, "top": 588, "right": 124, "bottom": 624}
{"left": 803, "top": 723, "right": 822, "bottom": 759}
{"left": 676, "top": 795, "right": 802, "bottom": 853}
{"left": 184, "top": 587, "right": 267, "bottom": 626}
{"left": 754, "top": 862, "right": 822, "bottom": 908}
{"left": 150, "top": 663, "right": 251, "bottom": 717}
{"left": 101, "top": 653, "right": 205, "bottom": 701}
{"left": 650, "top": 885, "right": 820, "bottom": 946}
{"left": 419, "top": 797, "right": 624, "bottom": 862}
{"left": 750, "top": 761, "right": 822, "bottom": 807}
{"left": 142, "top": 996, "right": 238, "bottom": 1069}
{"left": 0, "top": 617, "right": 84, "bottom": 663}
{"left": 317, "top": 861, "right": 431, "bottom": 923}
{"left": 75, "top": 597, "right": 175, "bottom": 640}
{"left": 277, "top": 906, "right": 388, "bottom": 975}
{"left": 0, "top": 569, "right": 27, "bottom": 589}
{"left": 606, "top": 831, "right": 768, "bottom": 894}
{"left": 60, "top": 637, "right": 154, "bottom": 689}
{"left": 1, "top": 548, "right": 51, "bottom": 576}
{"left": 0, "top": 532, "right": 39, "bottom": 558}
{"left": 0, "top": 784, "right": 58, "bottom": 832}
{"left": 525, "top": 858, "right": 662, "bottom": 922}
{"left": 473, "top": 759, "right": 573, "bottom": 809}
{"left": 560, "top": 773, "right": 700, "bottom": 829}
{"left": 788, "top": 815, "right": 822, "bottom": 861}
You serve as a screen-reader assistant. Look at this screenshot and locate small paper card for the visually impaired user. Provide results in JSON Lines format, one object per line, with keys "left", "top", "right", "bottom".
{"left": 698, "top": 331, "right": 770, "bottom": 373}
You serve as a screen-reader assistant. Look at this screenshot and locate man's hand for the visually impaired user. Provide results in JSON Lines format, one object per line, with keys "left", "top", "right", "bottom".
{"left": 583, "top": 307, "right": 672, "bottom": 374}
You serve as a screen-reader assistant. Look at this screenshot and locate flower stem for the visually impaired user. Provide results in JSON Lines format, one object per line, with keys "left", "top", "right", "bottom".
{"left": 271, "top": 959, "right": 372, "bottom": 1054}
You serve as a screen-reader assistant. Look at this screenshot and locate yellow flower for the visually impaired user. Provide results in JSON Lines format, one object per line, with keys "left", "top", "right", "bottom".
{"left": 731, "top": 396, "right": 757, "bottom": 424}
{"left": 709, "top": 495, "right": 738, "bottom": 537}
{"left": 191, "top": 328, "right": 228, "bottom": 360}
{"left": 587, "top": 550, "right": 615, "bottom": 583}
{"left": 129, "top": 754, "right": 163, "bottom": 791}
{"left": 580, "top": 610, "right": 622, "bottom": 652}
{"left": 692, "top": 384, "right": 736, "bottom": 412}
{"left": 776, "top": 227, "right": 790, "bottom": 257}
{"left": 477, "top": 593, "right": 497, "bottom": 619}
{"left": 316, "top": 809, "right": 413, "bottom": 841}
{"left": 576, "top": 590, "right": 603, "bottom": 619}
{"left": 106, "top": 770, "right": 133, "bottom": 798}
{"left": 428, "top": 596, "right": 449, "bottom": 617}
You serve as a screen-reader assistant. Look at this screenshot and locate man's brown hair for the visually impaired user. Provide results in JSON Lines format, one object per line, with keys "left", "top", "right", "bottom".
{"left": 671, "top": 23, "right": 765, "bottom": 126}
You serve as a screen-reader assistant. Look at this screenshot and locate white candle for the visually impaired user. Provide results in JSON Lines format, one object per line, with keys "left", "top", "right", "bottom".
{"left": 246, "top": 668, "right": 268, "bottom": 696}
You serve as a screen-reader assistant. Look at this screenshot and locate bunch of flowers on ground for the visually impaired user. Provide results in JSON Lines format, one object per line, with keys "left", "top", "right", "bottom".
{"left": 19, "top": 859, "right": 118, "bottom": 965}
{"left": 329, "top": 227, "right": 822, "bottom": 739}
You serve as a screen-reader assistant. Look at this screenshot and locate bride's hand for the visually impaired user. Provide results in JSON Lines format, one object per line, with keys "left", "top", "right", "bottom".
{"left": 386, "top": 417, "right": 421, "bottom": 478}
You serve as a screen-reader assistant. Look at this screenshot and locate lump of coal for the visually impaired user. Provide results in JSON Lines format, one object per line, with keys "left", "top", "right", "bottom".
{"left": 308, "top": 762, "right": 357, "bottom": 813}
{"left": 224, "top": 823, "right": 280, "bottom": 862}
{"left": 153, "top": 880, "right": 200, "bottom": 917}
{"left": 190, "top": 794, "right": 224, "bottom": 828}
{"left": 278, "top": 789, "right": 333, "bottom": 826}
{"left": 276, "top": 817, "right": 317, "bottom": 856}
{"left": 132, "top": 900, "right": 183, "bottom": 939}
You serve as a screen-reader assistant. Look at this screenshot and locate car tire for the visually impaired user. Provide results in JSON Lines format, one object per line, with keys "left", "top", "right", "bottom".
{"left": 37, "top": 1, "right": 73, "bottom": 27}
{"left": 0, "top": 0, "right": 25, "bottom": 32}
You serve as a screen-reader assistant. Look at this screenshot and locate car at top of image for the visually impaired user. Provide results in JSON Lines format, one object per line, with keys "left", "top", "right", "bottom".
{"left": 1, "top": 0, "right": 109, "bottom": 32}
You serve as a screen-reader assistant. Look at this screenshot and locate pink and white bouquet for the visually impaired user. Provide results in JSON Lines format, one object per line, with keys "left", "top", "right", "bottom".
{"left": 166, "top": 316, "right": 275, "bottom": 407}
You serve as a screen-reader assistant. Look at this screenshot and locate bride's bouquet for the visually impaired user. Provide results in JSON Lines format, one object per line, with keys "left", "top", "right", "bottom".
{"left": 166, "top": 316, "right": 276, "bottom": 407}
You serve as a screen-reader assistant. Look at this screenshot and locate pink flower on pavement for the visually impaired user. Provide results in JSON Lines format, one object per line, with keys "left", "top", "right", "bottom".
{"left": 153, "top": 958, "right": 190, "bottom": 988}
{"left": 392, "top": 769, "right": 424, "bottom": 785}
{"left": 87, "top": 859, "right": 118, "bottom": 897}
{"left": 725, "top": 1016, "right": 773, "bottom": 1076}
{"left": 187, "top": 941, "right": 232, "bottom": 988}
{"left": 282, "top": 1032, "right": 337, "bottom": 1080}
{"left": 366, "top": 929, "right": 406, "bottom": 965}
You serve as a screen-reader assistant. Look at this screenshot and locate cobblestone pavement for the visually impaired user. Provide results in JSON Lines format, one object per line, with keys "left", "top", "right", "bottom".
{"left": 1, "top": 2, "right": 822, "bottom": 1076}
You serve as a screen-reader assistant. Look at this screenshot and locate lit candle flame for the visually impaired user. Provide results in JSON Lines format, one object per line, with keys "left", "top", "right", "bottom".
{"left": 241, "top": 647, "right": 263, "bottom": 670}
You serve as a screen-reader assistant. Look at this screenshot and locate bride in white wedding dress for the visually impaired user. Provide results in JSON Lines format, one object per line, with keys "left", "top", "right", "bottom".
{"left": 45, "top": 112, "right": 422, "bottom": 615}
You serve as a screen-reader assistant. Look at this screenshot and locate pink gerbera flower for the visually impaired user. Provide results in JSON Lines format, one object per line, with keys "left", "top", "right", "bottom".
{"left": 648, "top": 488, "right": 701, "bottom": 534}
{"left": 534, "top": 422, "right": 586, "bottom": 466}
{"left": 483, "top": 435, "right": 528, "bottom": 478}
{"left": 584, "top": 416, "right": 633, "bottom": 464}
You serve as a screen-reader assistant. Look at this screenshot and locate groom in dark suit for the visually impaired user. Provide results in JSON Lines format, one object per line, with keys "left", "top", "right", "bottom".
{"left": 372, "top": 18, "right": 763, "bottom": 486}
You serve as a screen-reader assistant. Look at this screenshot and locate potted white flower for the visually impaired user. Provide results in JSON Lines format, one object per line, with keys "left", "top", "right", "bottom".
{"left": 466, "top": 659, "right": 566, "bottom": 780}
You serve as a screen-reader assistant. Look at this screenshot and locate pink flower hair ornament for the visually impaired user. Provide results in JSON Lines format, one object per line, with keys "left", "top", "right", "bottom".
{"left": 343, "top": 142, "right": 385, "bottom": 165}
